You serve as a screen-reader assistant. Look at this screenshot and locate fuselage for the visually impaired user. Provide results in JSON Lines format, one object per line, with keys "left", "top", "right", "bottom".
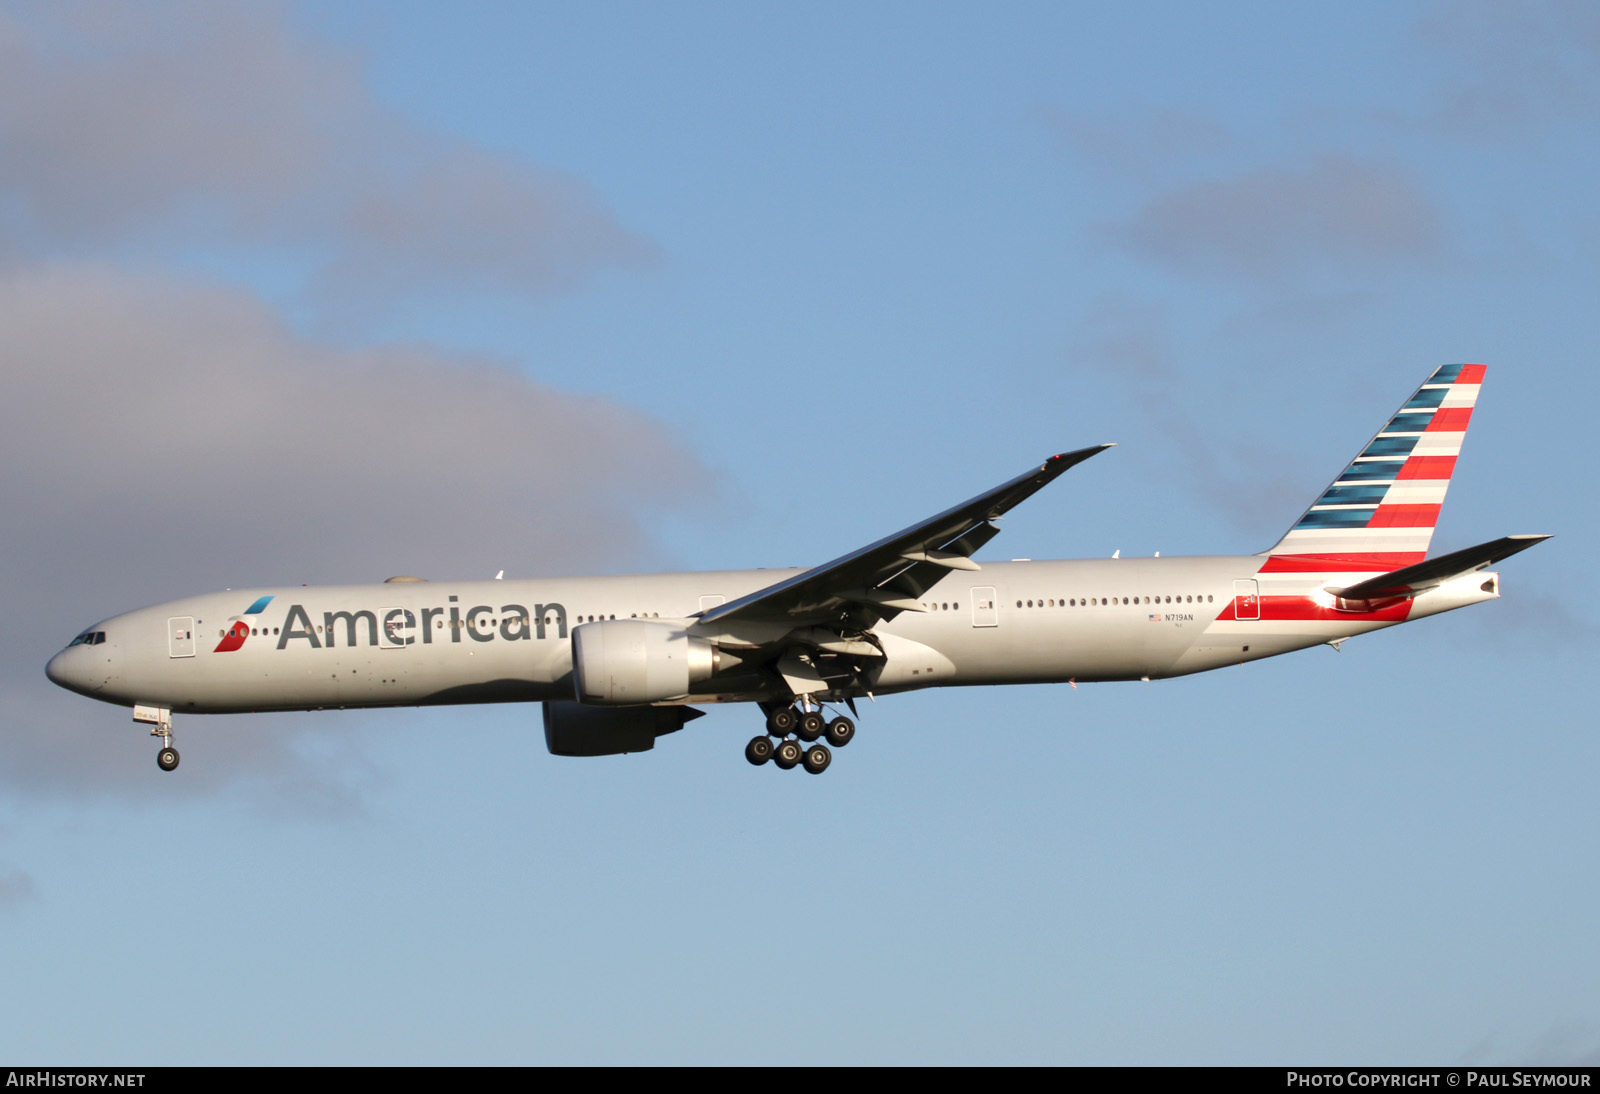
{"left": 44, "top": 555, "right": 1500, "bottom": 715}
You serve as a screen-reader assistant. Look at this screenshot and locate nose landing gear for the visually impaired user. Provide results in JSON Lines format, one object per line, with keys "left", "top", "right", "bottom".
{"left": 134, "top": 704, "right": 179, "bottom": 772}
{"left": 748, "top": 702, "right": 854, "bottom": 774}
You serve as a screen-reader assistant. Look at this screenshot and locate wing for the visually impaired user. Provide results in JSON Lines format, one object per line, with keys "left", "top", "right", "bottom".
{"left": 698, "top": 444, "right": 1114, "bottom": 633}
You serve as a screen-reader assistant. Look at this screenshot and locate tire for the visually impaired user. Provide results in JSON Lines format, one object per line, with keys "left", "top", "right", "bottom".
{"left": 745, "top": 736, "right": 774, "bottom": 766}
{"left": 825, "top": 716, "right": 855, "bottom": 748}
{"left": 774, "top": 739, "right": 802, "bottom": 770}
{"left": 797, "top": 712, "right": 825, "bottom": 742}
{"left": 802, "top": 744, "right": 832, "bottom": 775}
{"left": 156, "top": 747, "right": 180, "bottom": 772}
{"left": 766, "top": 707, "right": 798, "bottom": 735}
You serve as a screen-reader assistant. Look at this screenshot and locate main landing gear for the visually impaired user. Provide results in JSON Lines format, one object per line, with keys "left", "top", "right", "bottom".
{"left": 745, "top": 702, "right": 854, "bottom": 775}
{"left": 134, "top": 704, "right": 179, "bottom": 772}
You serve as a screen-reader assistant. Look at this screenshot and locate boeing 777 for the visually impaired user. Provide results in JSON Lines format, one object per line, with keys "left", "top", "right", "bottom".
{"left": 47, "top": 364, "right": 1547, "bottom": 775}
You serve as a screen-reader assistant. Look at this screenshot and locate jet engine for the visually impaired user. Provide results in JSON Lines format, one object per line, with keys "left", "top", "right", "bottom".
{"left": 571, "top": 619, "right": 717, "bottom": 705}
{"left": 542, "top": 701, "right": 704, "bottom": 757}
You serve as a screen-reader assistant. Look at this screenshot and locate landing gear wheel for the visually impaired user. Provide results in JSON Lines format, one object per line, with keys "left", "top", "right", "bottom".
{"left": 797, "top": 712, "right": 825, "bottom": 742}
{"left": 745, "top": 736, "right": 774, "bottom": 766}
{"left": 774, "top": 739, "right": 802, "bottom": 770}
{"left": 156, "top": 747, "right": 180, "bottom": 772}
{"left": 802, "top": 744, "right": 832, "bottom": 775}
{"left": 766, "top": 707, "right": 798, "bottom": 735}
{"left": 825, "top": 716, "right": 855, "bottom": 748}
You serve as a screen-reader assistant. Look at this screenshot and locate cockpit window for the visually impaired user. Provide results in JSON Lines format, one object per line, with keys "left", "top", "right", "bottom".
{"left": 66, "top": 631, "right": 105, "bottom": 647}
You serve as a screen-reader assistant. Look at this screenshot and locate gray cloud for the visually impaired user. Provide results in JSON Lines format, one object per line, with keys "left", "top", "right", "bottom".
{"left": 1, "top": 263, "right": 707, "bottom": 799}
{"left": 1414, "top": 0, "right": 1600, "bottom": 138}
{"left": 1469, "top": 1022, "right": 1600, "bottom": 1066}
{"left": 1103, "top": 156, "right": 1444, "bottom": 281}
{"left": 1073, "top": 298, "right": 1311, "bottom": 539}
{"left": 0, "top": 867, "right": 37, "bottom": 909}
{"left": 0, "top": 2, "right": 691, "bottom": 805}
{"left": 1040, "top": 107, "right": 1235, "bottom": 181}
{"left": 1457, "top": 586, "right": 1598, "bottom": 650}
{"left": 0, "top": 1, "right": 651, "bottom": 306}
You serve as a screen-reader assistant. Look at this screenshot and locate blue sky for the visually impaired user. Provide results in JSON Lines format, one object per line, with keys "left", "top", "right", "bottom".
{"left": 2, "top": 0, "right": 1595, "bottom": 1064}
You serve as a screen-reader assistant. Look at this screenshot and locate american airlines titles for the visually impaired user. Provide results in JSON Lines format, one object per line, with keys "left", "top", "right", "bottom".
{"left": 273, "top": 595, "right": 568, "bottom": 650}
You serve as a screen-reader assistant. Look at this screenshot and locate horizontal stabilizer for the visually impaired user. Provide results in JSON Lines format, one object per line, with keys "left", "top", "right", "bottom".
{"left": 1334, "top": 534, "right": 1551, "bottom": 602}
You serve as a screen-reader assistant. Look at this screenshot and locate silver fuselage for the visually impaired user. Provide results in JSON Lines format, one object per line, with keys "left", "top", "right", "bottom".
{"left": 45, "top": 556, "right": 1498, "bottom": 715}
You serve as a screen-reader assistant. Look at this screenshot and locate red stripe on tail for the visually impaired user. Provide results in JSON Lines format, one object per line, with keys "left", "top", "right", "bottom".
{"left": 1368, "top": 504, "right": 1442, "bottom": 529}
{"left": 1427, "top": 407, "right": 1473, "bottom": 432}
{"left": 1397, "top": 456, "right": 1457, "bottom": 480}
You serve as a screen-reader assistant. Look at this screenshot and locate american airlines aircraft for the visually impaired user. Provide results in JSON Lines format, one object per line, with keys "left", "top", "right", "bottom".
{"left": 47, "top": 364, "right": 1546, "bottom": 775}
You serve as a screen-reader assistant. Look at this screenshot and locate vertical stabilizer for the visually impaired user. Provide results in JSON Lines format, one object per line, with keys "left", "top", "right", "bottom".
{"left": 1264, "top": 364, "right": 1484, "bottom": 569}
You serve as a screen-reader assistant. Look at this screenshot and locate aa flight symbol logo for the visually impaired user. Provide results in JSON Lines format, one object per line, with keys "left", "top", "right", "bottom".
{"left": 213, "top": 595, "right": 274, "bottom": 653}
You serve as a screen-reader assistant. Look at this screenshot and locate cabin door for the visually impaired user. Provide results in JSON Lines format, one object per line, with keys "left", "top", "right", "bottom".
{"left": 1232, "top": 579, "right": 1261, "bottom": 621}
{"left": 167, "top": 616, "right": 195, "bottom": 658}
{"left": 971, "top": 587, "right": 998, "bottom": 627}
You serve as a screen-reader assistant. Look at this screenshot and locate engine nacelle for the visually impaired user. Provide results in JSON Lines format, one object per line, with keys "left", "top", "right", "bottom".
{"left": 542, "top": 701, "right": 704, "bottom": 757}
{"left": 572, "top": 619, "right": 717, "bottom": 705}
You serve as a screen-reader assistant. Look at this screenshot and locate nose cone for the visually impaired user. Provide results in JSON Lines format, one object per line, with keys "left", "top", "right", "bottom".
{"left": 46, "top": 647, "right": 100, "bottom": 697}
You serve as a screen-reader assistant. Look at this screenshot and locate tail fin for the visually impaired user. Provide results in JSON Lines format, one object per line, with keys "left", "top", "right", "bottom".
{"left": 1264, "top": 363, "right": 1485, "bottom": 569}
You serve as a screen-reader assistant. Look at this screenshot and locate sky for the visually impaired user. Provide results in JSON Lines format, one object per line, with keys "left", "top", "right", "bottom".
{"left": 1, "top": 0, "right": 1596, "bottom": 1065}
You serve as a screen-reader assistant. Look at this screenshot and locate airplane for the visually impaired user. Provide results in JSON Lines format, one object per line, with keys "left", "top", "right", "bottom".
{"left": 46, "top": 363, "right": 1547, "bottom": 775}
